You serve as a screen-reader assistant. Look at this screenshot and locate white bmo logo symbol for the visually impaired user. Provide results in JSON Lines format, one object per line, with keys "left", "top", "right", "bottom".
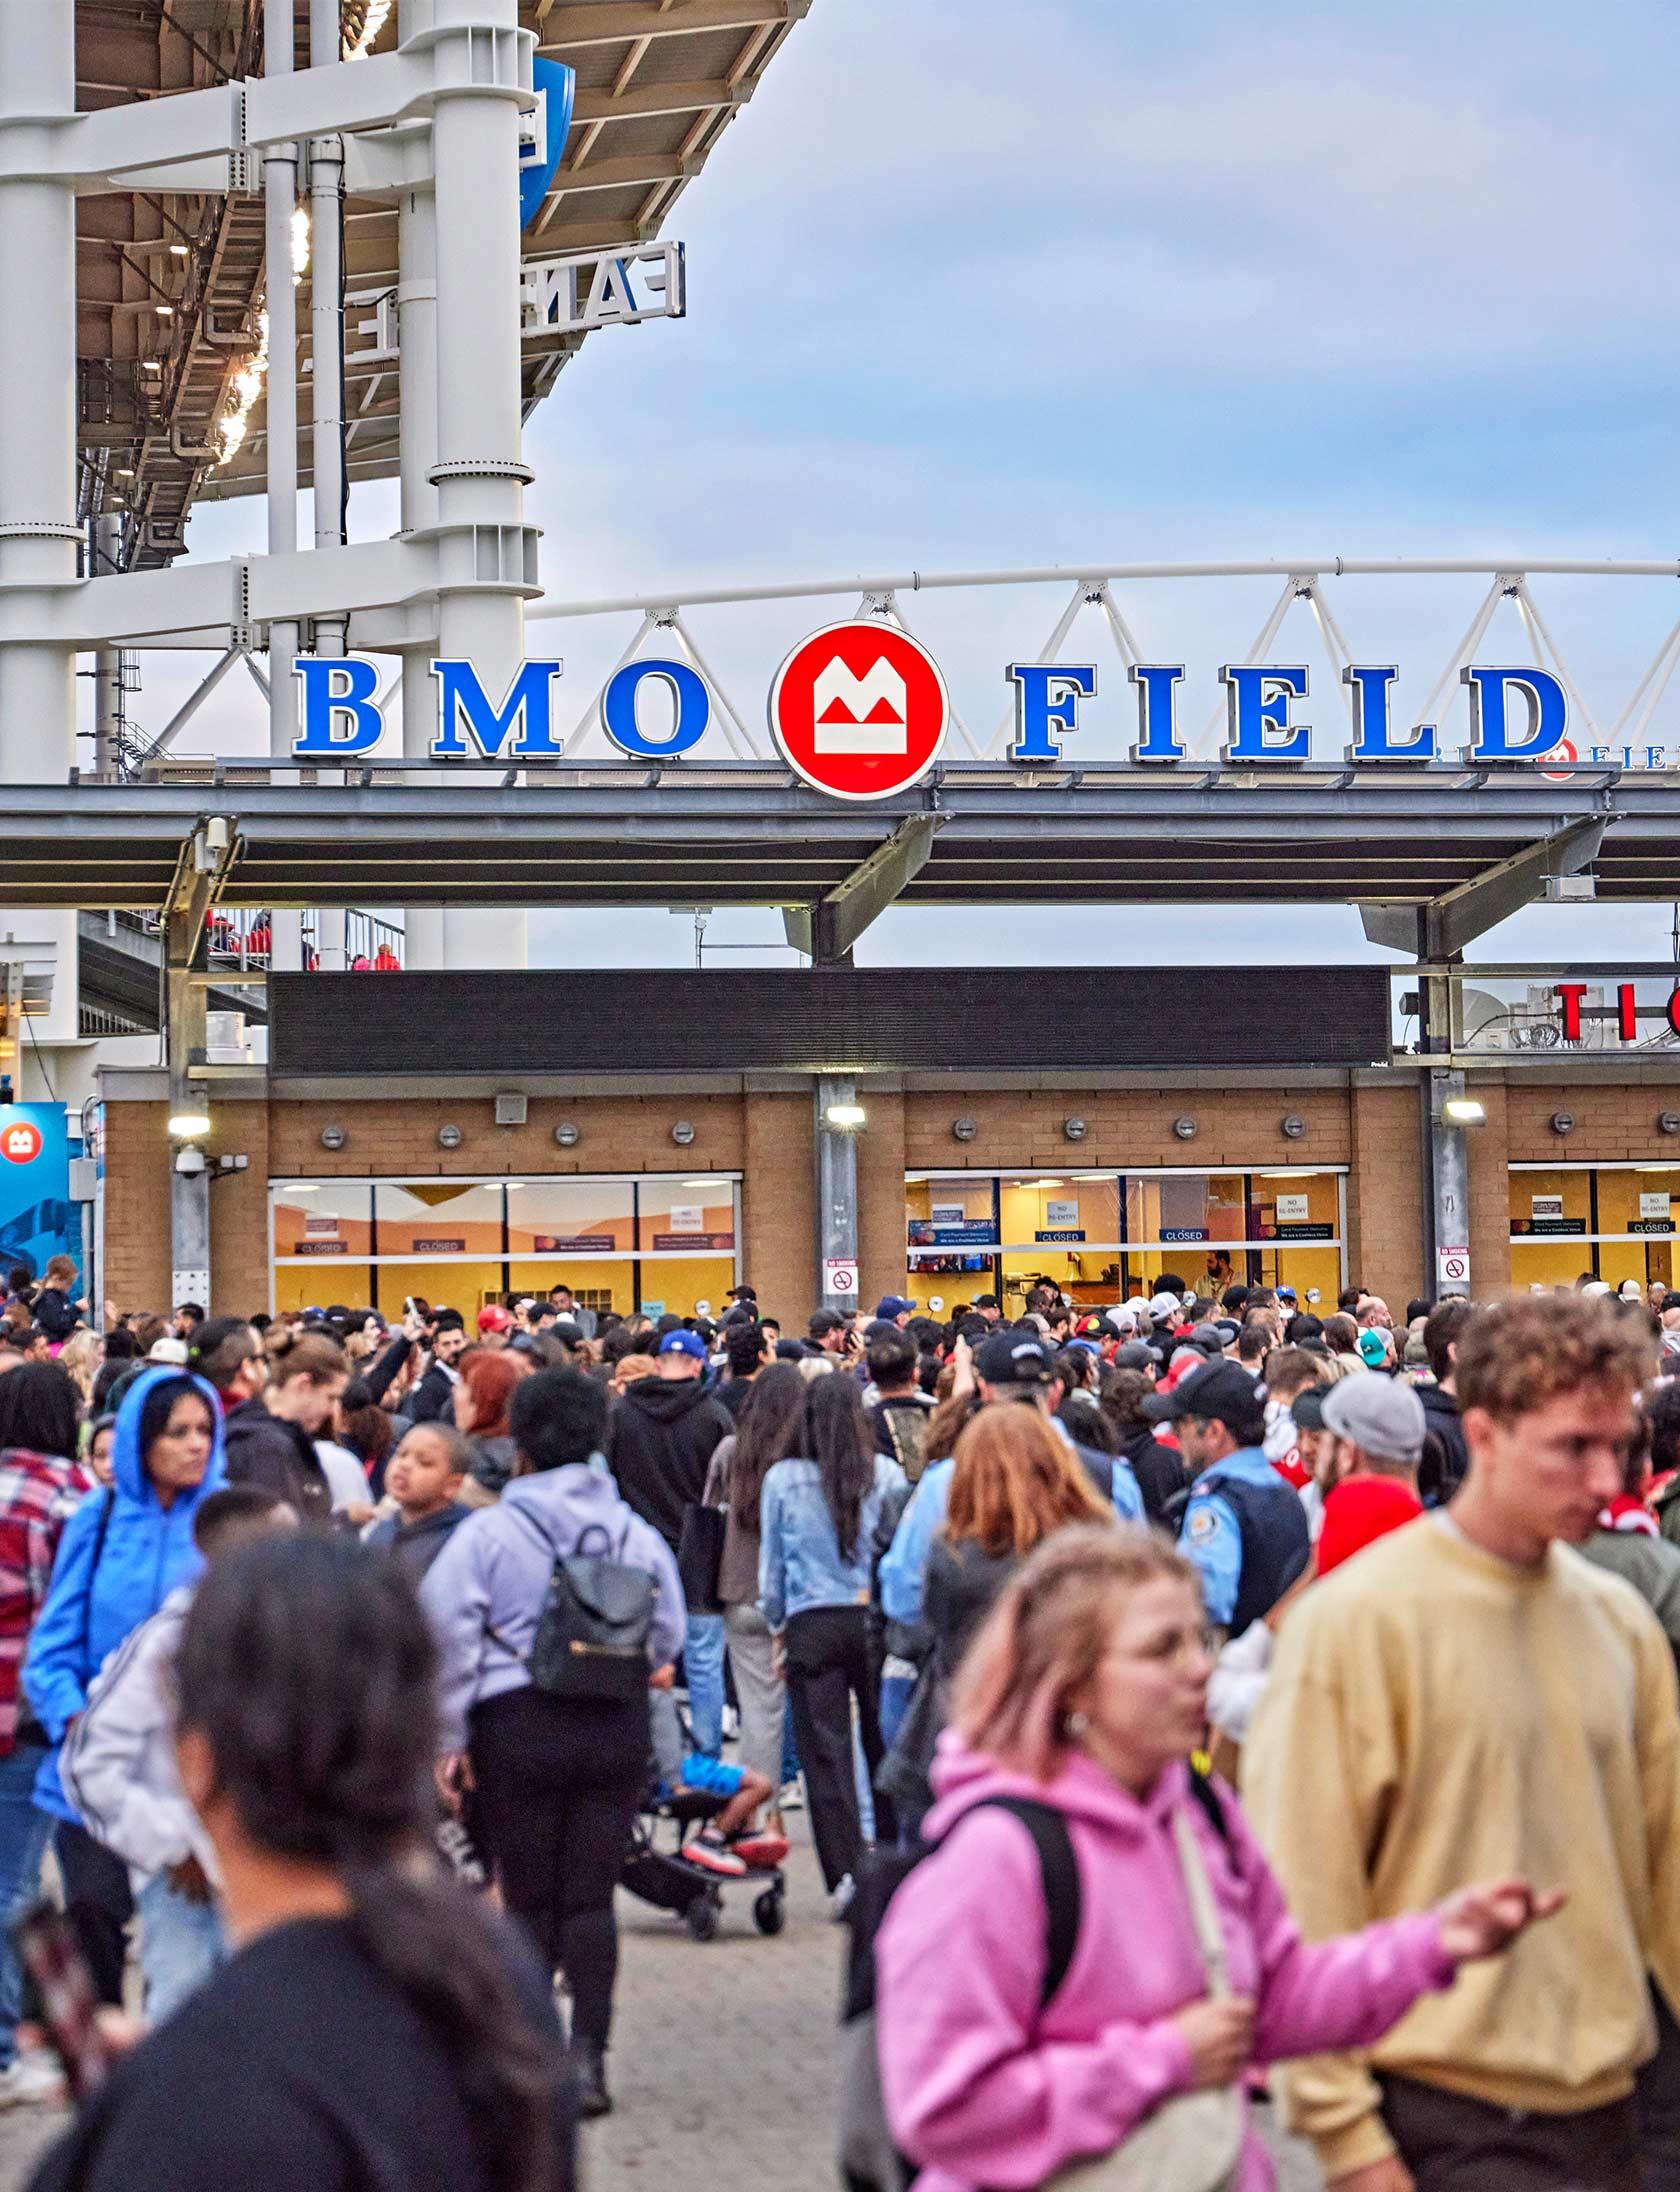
{"left": 811, "top": 658, "right": 909, "bottom": 754}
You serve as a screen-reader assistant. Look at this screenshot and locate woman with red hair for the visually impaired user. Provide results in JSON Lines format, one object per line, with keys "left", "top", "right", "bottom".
{"left": 452, "top": 1347, "right": 527, "bottom": 1505}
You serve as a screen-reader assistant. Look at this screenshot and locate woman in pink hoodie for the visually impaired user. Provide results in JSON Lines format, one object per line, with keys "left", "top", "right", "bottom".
{"left": 875, "top": 1526, "right": 1561, "bottom": 2192}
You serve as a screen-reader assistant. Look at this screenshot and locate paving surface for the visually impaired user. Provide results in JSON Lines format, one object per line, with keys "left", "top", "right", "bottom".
{"left": 0, "top": 1818, "right": 1323, "bottom": 2190}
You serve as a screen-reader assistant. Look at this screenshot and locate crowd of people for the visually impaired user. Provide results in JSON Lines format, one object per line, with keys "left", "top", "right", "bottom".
{"left": 0, "top": 1260, "right": 1677, "bottom": 2188}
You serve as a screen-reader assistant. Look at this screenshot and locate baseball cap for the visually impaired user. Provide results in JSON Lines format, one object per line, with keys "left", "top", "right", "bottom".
{"left": 147, "top": 1336, "right": 190, "bottom": 1365}
{"left": 874, "top": 1295, "right": 917, "bottom": 1320}
{"left": 1276, "top": 1284, "right": 1298, "bottom": 1304}
{"left": 974, "top": 1330, "right": 1054, "bottom": 1385}
{"left": 1142, "top": 1359, "right": 1266, "bottom": 1436}
{"left": 1188, "top": 1322, "right": 1226, "bottom": 1355}
{"left": 477, "top": 1304, "right": 514, "bottom": 1334}
{"left": 1147, "top": 1292, "right": 1183, "bottom": 1323}
{"left": 1619, "top": 1279, "right": 1645, "bottom": 1304}
{"left": 1357, "top": 1328, "right": 1391, "bottom": 1367}
{"left": 1112, "top": 1340, "right": 1157, "bottom": 1372}
{"left": 1317, "top": 1477, "right": 1423, "bottom": 1577}
{"left": 658, "top": 1329, "right": 708, "bottom": 1360}
{"left": 1321, "top": 1373, "right": 1426, "bottom": 1465}
{"left": 1290, "top": 1386, "right": 1328, "bottom": 1433}
{"left": 1075, "top": 1313, "right": 1109, "bottom": 1339}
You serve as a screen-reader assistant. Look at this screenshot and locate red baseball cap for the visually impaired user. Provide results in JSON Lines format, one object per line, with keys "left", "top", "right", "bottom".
{"left": 477, "top": 1304, "right": 514, "bottom": 1334}
{"left": 1316, "top": 1477, "right": 1423, "bottom": 1578}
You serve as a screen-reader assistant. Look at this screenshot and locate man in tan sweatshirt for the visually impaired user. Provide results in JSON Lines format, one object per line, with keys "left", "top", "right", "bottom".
{"left": 1245, "top": 1290, "right": 1680, "bottom": 2192}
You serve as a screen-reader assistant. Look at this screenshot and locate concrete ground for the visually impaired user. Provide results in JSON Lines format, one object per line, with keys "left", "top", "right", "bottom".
{"left": 0, "top": 1819, "right": 1323, "bottom": 2189}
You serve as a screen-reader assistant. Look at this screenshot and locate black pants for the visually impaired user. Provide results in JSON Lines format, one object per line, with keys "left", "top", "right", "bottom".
{"left": 1636, "top": 1986, "right": 1680, "bottom": 2191}
{"left": 468, "top": 1686, "right": 647, "bottom": 2049}
{"left": 784, "top": 1605, "right": 895, "bottom": 1894}
{"left": 54, "top": 1821, "right": 132, "bottom": 2009}
{"left": 1382, "top": 2072, "right": 1642, "bottom": 2192}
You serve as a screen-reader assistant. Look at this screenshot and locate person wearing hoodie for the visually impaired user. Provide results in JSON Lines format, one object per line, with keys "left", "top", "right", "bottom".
{"left": 876, "top": 1525, "right": 1560, "bottom": 2192}
{"left": 58, "top": 1485, "right": 292, "bottom": 2023}
{"left": 604, "top": 1329, "right": 734, "bottom": 1758}
{"left": 363, "top": 1423, "right": 472, "bottom": 1584}
{"left": 422, "top": 1367, "right": 684, "bottom": 2122}
{"left": 22, "top": 1366, "right": 227, "bottom": 2007}
{"left": 1098, "top": 1365, "right": 1189, "bottom": 1521}
{"left": 221, "top": 1329, "right": 344, "bottom": 1526}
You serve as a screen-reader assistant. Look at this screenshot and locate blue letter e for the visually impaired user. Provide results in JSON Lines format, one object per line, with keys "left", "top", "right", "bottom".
{"left": 292, "top": 657, "right": 383, "bottom": 756}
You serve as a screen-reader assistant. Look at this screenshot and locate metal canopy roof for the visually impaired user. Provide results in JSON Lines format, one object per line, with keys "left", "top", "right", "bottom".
{"left": 75, "top": 0, "right": 807, "bottom": 567}
{"left": 0, "top": 767, "right": 1669, "bottom": 913}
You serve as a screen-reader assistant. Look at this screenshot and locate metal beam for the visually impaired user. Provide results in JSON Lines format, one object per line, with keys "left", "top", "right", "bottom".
{"left": 535, "top": 1, "right": 802, "bottom": 49}
{"left": 783, "top": 812, "right": 944, "bottom": 963}
{"left": 1359, "top": 814, "right": 1609, "bottom": 958}
{"left": 570, "top": 76, "right": 747, "bottom": 124}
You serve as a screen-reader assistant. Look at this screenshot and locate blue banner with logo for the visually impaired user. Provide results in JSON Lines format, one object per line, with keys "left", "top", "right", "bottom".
{"left": 0, "top": 1105, "right": 76, "bottom": 1280}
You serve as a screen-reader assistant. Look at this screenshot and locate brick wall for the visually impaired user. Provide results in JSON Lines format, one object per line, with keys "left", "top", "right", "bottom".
{"left": 1346, "top": 1082, "right": 1423, "bottom": 1310}
{"left": 742, "top": 1093, "right": 814, "bottom": 1315}
{"left": 1466, "top": 1080, "right": 1513, "bottom": 1296}
{"left": 902, "top": 1086, "right": 1352, "bottom": 1174}
{"left": 1505, "top": 1082, "right": 1680, "bottom": 1165}
{"left": 208, "top": 1101, "right": 271, "bottom": 1314}
{"left": 102, "top": 1101, "right": 172, "bottom": 1313}
{"left": 268, "top": 1092, "right": 746, "bottom": 1182}
{"left": 857, "top": 1088, "right": 907, "bottom": 1303}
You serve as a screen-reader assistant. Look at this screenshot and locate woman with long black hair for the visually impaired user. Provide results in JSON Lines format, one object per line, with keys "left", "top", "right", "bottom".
{"left": 758, "top": 1374, "right": 906, "bottom": 1912}
{"left": 28, "top": 1531, "right": 574, "bottom": 2192}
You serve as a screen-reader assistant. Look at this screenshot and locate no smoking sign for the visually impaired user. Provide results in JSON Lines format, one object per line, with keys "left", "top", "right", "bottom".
{"left": 769, "top": 621, "right": 948, "bottom": 800}
{"left": 823, "top": 1257, "right": 859, "bottom": 1297}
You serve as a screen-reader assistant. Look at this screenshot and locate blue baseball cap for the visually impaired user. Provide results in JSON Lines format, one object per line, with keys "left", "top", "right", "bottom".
{"left": 874, "top": 1295, "right": 917, "bottom": 1319}
{"left": 658, "top": 1330, "right": 708, "bottom": 1360}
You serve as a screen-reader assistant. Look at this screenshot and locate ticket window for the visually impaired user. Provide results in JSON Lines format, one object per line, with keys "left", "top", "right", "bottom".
{"left": 1595, "top": 1170, "right": 1678, "bottom": 1293}
{"left": 270, "top": 1181, "right": 373, "bottom": 1312}
{"left": 638, "top": 1177, "right": 739, "bottom": 1321}
{"left": 507, "top": 1178, "right": 636, "bottom": 1319}
{"left": 1000, "top": 1174, "right": 1122, "bottom": 1309}
{"left": 1509, "top": 1170, "right": 1599, "bottom": 1292}
{"left": 373, "top": 1182, "right": 507, "bottom": 1318}
{"left": 907, "top": 1176, "right": 1001, "bottom": 1306}
{"left": 1125, "top": 1173, "right": 1250, "bottom": 1297}
{"left": 1250, "top": 1171, "right": 1343, "bottom": 1311}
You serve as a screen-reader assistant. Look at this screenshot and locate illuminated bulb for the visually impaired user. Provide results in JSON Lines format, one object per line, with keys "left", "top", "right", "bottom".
{"left": 169, "top": 242, "right": 188, "bottom": 257}
{"left": 156, "top": 303, "right": 174, "bottom": 316}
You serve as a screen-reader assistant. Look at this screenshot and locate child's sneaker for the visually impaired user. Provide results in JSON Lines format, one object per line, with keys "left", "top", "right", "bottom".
{"left": 730, "top": 1832, "right": 790, "bottom": 1870}
{"left": 0, "top": 2052, "right": 65, "bottom": 2108}
{"left": 682, "top": 1827, "right": 746, "bottom": 1877}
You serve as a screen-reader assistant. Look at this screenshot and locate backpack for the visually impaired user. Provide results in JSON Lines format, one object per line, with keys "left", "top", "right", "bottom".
{"left": 879, "top": 1402, "right": 930, "bottom": 1485}
{"left": 491, "top": 1513, "right": 656, "bottom": 1706}
{"left": 838, "top": 1771, "right": 1231, "bottom": 2192}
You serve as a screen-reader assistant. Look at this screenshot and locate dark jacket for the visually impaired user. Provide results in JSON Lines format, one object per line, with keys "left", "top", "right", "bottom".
{"left": 1416, "top": 1383, "right": 1469, "bottom": 1506}
{"left": 32, "top": 1289, "right": 81, "bottom": 1343}
{"left": 605, "top": 1375, "right": 734, "bottom": 1552}
{"left": 363, "top": 1331, "right": 416, "bottom": 1409}
{"left": 407, "top": 1361, "right": 458, "bottom": 1428}
{"left": 879, "top": 1535, "right": 1018, "bottom": 1834}
{"left": 221, "top": 1398, "right": 333, "bottom": 1525}
{"left": 364, "top": 1501, "right": 472, "bottom": 1586}
{"left": 464, "top": 1433, "right": 517, "bottom": 1502}
{"left": 1115, "top": 1419, "right": 1190, "bottom": 1521}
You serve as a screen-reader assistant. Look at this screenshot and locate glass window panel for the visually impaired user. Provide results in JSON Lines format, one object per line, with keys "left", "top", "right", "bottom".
{"left": 274, "top": 1261, "right": 371, "bottom": 1314}
{"left": 1507, "top": 1169, "right": 1592, "bottom": 1244}
{"left": 271, "top": 1180, "right": 373, "bottom": 1263}
{"left": 637, "top": 1177, "right": 737, "bottom": 1255}
{"left": 638, "top": 1256, "right": 737, "bottom": 1320}
{"left": 1598, "top": 1168, "right": 1680, "bottom": 1241}
{"left": 1125, "top": 1173, "right": 1250, "bottom": 1246}
{"left": 1511, "top": 1239, "right": 1597, "bottom": 1292}
{"left": 374, "top": 1182, "right": 504, "bottom": 1257}
{"left": 507, "top": 1178, "right": 634, "bottom": 1257}
{"left": 999, "top": 1174, "right": 1120, "bottom": 1249}
{"left": 507, "top": 1261, "right": 632, "bottom": 1320}
{"left": 1249, "top": 1170, "right": 1340, "bottom": 1243}
{"left": 908, "top": 1175, "right": 996, "bottom": 1250}
{"left": 379, "top": 1260, "right": 506, "bottom": 1321}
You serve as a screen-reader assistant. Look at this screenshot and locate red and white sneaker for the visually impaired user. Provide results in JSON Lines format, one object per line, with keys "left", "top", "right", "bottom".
{"left": 682, "top": 1830, "right": 746, "bottom": 1878}
{"left": 731, "top": 1832, "right": 790, "bottom": 1871}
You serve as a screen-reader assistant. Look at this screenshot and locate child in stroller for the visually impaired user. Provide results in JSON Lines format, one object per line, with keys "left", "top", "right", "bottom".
{"left": 621, "top": 1683, "right": 789, "bottom": 1940}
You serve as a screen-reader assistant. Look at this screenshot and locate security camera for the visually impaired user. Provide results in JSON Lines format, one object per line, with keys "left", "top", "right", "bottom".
{"left": 174, "top": 1144, "right": 207, "bottom": 1177}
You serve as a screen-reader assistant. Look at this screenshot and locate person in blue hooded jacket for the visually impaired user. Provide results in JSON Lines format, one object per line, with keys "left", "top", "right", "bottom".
{"left": 23, "top": 1367, "right": 225, "bottom": 2007}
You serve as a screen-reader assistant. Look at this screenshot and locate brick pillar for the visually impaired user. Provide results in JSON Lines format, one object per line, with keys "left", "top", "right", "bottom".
{"left": 101, "top": 1100, "right": 172, "bottom": 1314}
{"left": 1347, "top": 1079, "right": 1424, "bottom": 1309}
{"left": 743, "top": 1091, "right": 816, "bottom": 1324}
{"left": 856, "top": 1088, "right": 906, "bottom": 1308}
{"left": 208, "top": 1099, "right": 272, "bottom": 1314}
{"left": 1466, "top": 1078, "right": 1511, "bottom": 1297}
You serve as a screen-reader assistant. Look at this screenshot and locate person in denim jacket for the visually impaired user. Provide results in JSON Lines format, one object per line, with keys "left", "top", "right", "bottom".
{"left": 760, "top": 1376, "right": 905, "bottom": 1912}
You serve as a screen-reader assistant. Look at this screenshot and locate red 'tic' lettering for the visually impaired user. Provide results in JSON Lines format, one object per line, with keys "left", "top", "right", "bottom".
{"left": 1620, "top": 984, "right": 1640, "bottom": 1041}
{"left": 1556, "top": 983, "right": 1588, "bottom": 1042}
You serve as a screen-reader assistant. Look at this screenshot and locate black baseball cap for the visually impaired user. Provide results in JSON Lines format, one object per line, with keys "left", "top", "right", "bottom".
{"left": 1142, "top": 1359, "right": 1266, "bottom": 1438}
{"left": 974, "top": 1330, "right": 1054, "bottom": 1385}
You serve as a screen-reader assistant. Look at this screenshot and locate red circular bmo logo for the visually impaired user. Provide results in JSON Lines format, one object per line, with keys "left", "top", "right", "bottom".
{"left": 768, "top": 621, "right": 949, "bottom": 800}
{"left": 0, "top": 1121, "right": 41, "bottom": 1166}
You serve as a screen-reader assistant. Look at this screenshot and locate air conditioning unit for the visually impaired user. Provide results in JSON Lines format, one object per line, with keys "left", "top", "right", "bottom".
{"left": 205, "top": 1010, "right": 251, "bottom": 1066}
{"left": 494, "top": 1092, "right": 528, "bottom": 1126}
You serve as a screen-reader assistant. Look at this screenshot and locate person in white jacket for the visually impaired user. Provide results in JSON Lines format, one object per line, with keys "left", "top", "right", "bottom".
{"left": 59, "top": 1485, "right": 293, "bottom": 2022}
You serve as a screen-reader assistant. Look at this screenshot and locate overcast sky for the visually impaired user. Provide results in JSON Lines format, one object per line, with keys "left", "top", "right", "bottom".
{"left": 150, "top": 0, "right": 1680, "bottom": 970}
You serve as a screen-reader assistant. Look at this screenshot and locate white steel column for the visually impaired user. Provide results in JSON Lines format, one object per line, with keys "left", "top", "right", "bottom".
{"left": 428, "top": 0, "right": 529, "bottom": 968}
{"left": 92, "top": 515, "right": 123, "bottom": 777}
{"left": 0, "top": 0, "right": 78, "bottom": 782}
{"left": 264, "top": 0, "right": 304, "bottom": 972}
{"left": 396, "top": 151, "right": 443, "bottom": 968}
{"left": 308, "top": 0, "right": 348, "bottom": 973}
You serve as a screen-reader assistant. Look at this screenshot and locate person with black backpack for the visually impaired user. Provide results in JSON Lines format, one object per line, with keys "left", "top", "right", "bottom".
{"left": 861, "top": 1525, "right": 1560, "bottom": 2192}
{"left": 421, "top": 1368, "right": 685, "bottom": 2121}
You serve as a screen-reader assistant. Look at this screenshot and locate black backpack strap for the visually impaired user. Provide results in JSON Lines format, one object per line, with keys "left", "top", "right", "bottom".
{"left": 1187, "top": 1760, "right": 1235, "bottom": 1852}
{"left": 971, "top": 1797, "right": 1081, "bottom": 2008}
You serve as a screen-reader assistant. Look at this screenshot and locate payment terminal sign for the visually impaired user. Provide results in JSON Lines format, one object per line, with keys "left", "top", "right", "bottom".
{"left": 768, "top": 622, "right": 949, "bottom": 800}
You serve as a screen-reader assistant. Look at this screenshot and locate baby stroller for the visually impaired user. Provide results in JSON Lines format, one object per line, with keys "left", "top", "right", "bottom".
{"left": 620, "top": 1777, "right": 788, "bottom": 1943}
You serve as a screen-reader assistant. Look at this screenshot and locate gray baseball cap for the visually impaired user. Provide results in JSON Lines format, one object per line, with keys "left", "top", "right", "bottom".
{"left": 1321, "top": 1373, "right": 1426, "bottom": 1466}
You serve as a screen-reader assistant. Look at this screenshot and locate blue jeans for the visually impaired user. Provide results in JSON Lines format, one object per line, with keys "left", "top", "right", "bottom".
{"left": 683, "top": 1613, "right": 726, "bottom": 1762}
{"left": 136, "top": 1870, "right": 226, "bottom": 2024}
{"left": 0, "top": 1746, "right": 52, "bottom": 2070}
